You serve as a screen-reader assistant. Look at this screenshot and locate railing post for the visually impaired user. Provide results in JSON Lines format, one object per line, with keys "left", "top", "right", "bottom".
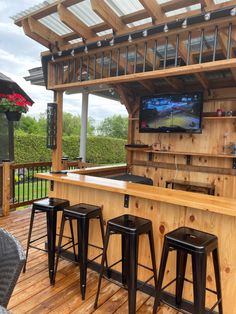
{"left": 61, "top": 157, "right": 69, "bottom": 170}
{"left": 2, "top": 160, "right": 11, "bottom": 216}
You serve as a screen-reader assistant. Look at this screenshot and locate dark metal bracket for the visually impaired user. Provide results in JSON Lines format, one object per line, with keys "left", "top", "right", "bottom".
{"left": 124, "top": 194, "right": 129, "bottom": 208}
{"left": 50, "top": 180, "right": 54, "bottom": 191}
{"left": 186, "top": 155, "right": 192, "bottom": 165}
{"left": 232, "top": 158, "right": 236, "bottom": 169}
{"left": 148, "top": 152, "right": 153, "bottom": 162}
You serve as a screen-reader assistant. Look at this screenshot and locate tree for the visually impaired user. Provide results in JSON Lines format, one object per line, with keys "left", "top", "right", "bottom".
{"left": 15, "top": 116, "right": 40, "bottom": 134}
{"left": 97, "top": 115, "right": 128, "bottom": 139}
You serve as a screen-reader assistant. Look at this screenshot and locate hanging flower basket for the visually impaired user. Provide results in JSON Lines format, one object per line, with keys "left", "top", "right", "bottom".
{"left": 5, "top": 111, "right": 22, "bottom": 121}
{"left": 0, "top": 93, "right": 32, "bottom": 121}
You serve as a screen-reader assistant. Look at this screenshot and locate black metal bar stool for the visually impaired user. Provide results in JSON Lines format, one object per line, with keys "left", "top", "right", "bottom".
{"left": 53, "top": 203, "right": 106, "bottom": 300}
{"left": 23, "top": 197, "right": 70, "bottom": 284}
{"left": 94, "top": 214, "right": 158, "bottom": 314}
{"left": 153, "top": 227, "right": 223, "bottom": 314}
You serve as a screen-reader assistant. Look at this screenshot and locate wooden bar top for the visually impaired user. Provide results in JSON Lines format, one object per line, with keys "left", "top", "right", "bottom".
{"left": 35, "top": 172, "right": 236, "bottom": 217}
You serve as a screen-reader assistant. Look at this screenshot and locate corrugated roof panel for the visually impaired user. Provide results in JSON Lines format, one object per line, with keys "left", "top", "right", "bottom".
{"left": 105, "top": 0, "right": 144, "bottom": 17}
{"left": 127, "top": 17, "right": 152, "bottom": 28}
{"left": 39, "top": 13, "right": 72, "bottom": 35}
{"left": 166, "top": 4, "right": 201, "bottom": 17}
{"left": 11, "top": 0, "right": 56, "bottom": 21}
{"left": 97, "top": 29, "right": 113, "bottom": 37}
{"left": 68, "top": 0, "right": 103, "bottom": 26}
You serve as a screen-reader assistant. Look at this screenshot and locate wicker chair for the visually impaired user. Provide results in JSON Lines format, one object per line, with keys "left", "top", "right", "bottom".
{"left": 0, "top": 228, "right": 25, "bottom": 308}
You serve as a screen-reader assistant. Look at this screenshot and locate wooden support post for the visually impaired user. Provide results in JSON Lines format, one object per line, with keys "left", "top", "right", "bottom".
{"left": 52, "top": 91, "right": 63, "bottom": 172}
{"left": 2, "top": 160, "right": 11, "bottom": 216}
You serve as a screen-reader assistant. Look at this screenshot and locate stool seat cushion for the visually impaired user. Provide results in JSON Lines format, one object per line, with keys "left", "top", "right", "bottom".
{"left": 166, "top": 227, "right": 218, "bottom": 252}
{"left": 108, "top": 214, "right": 151, "bottom": 234}
{"left": 64, "top": 203, "right": 101, "bottom": 219}
{"left": 33, "top": 198, "right": 69, "bottom": 211}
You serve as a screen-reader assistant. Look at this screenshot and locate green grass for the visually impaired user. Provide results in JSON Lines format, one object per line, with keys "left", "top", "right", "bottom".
{"left": 14, "top": 180, "right": 49, "bottom": 203}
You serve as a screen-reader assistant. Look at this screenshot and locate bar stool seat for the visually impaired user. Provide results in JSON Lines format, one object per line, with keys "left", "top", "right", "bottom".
{"left": 94, "top": 214, "right": 158, "bottom": 314}
{"left": 153, "top": 227, "right": 223, "bottom": 314}
{"left": 54, "top": 203, "right": 106, "bottom": 300}
{"left": 24, "top": 197, "right": 70, "bottom": 284}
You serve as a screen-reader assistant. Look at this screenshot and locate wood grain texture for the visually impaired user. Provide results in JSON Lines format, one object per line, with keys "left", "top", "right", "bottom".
{"left": 43, "top": 179, "right": 236, "bottom": 313}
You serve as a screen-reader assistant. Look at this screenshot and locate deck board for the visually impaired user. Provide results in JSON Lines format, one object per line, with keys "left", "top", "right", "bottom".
{"left": 0, "top": 208, "right": 179, "bottom": 313}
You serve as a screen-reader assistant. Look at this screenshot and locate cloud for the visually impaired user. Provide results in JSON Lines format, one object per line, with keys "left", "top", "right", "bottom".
{"left": 1, "top": 0, "right": 128, "bottom": 123}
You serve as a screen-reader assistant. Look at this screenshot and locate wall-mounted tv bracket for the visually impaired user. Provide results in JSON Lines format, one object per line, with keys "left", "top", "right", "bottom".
{"left": 232, "top": 158, "right": 236, "bottom": 169}
{"left": 124, "top": 194, "right": 130, "bottom": 208}
{"left": 148, "top": 152, "right": 153, "bottom": 162}
{"left": 186, "top": 155, "right": 192, "bottom": 165}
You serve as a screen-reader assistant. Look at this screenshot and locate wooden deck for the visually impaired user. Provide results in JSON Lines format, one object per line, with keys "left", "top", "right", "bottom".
{"left": 0, "top": 208, "right": 179, "bottom": 314}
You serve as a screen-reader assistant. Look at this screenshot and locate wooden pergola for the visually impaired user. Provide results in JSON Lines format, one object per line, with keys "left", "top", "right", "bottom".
{"left": 13, "top": 0, "right": 236, "bottom": 171}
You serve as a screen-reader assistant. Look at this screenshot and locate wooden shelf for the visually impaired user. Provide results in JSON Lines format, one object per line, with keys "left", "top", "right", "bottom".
{"left": 146, "top": 150, "right": 236, "bottom": 159}
{"left": 203, "top": 116, "right": 236, "bottom": 120}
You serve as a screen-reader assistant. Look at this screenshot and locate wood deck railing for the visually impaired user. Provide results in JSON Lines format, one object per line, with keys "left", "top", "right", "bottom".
{"left": 0, "top": 159, "right": 97, "bottom": 216}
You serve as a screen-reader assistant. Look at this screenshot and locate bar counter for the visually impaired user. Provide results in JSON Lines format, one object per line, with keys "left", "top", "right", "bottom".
{"left": 36, "top": 168, "right": 236, "bottom": 313}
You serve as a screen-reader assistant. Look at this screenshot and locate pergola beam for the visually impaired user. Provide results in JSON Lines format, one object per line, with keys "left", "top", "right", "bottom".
{"left": 138, "top": 0, "right": 164, "bottom": 22}
{"left": 90, "top": 0, "right": 128, "bottom": 32}
{"left": 49, "top": 59, "right": 236, "bottom": 90}
{"left": 57, "top": 4, "right": 95, "bottom": 40}
{"left": 22, "top": 19, "right": 50, "bottom": 48}
{"left": 27, "top": 17, "right": 66, "bottom": 49}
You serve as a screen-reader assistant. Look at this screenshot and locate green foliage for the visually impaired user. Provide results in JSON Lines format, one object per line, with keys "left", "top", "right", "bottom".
{"left": 97, "top": 115, "right": 128, "bottom": 139}
{"left": 15, "top": 134, "right": 126, "bottom": 164}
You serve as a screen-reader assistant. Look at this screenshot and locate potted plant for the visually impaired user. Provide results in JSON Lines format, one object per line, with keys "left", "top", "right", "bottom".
{"left": 0, "top": 93, "right": 32, "bottom": 121}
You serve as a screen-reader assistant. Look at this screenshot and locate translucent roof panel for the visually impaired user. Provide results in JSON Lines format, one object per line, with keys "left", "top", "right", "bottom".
{"left": 68, "top": 1, "right": 103, "bottom": 27}
{"left": 11, "top": 0, "right": 56, "bottom": 21}
{"left": 39, "top": 13, "right": 72, "bottom": 36}
{"left": 166, "top": 4, "right": 201, "bottom": 17}
{"left": 105, "top": 0, "right": 144, "bottom": 17}
{"left": 128, "top": 17, "right": 152, "bottom": 28}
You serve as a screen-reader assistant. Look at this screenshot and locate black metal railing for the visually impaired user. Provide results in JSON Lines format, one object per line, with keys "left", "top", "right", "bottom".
{"left": 50, "top": 22, "right": 235, "bottom": 87}
{"left": 12, "top": 162, "right": 51, "bottom": 207}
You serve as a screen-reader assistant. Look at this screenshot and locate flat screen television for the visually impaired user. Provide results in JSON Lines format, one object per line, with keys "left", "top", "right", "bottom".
{"left": 139, "top": 92, "right": 203, "bottom": 133}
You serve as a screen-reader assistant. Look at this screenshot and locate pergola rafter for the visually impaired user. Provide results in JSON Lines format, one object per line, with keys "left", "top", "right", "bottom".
{"left": 13, "top": 0, "right": 236, "bottom": 95}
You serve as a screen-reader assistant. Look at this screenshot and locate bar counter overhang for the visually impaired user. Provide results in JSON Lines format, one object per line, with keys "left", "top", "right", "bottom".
{"left": 36, "top": 166, "right": 236, "bottom": 313}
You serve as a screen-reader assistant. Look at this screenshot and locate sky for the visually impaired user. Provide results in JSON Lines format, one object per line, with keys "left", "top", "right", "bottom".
{"left": 0, "top": 0, "right": 128, "bottom": 123}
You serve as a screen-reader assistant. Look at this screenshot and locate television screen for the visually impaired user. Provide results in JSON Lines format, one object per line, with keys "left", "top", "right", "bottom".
{"left": 139, "top": 92, "right": 203, "bottom": 133}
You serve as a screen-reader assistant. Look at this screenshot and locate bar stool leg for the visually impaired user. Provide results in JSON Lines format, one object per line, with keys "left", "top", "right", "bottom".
{"left": 148, "top": 227, "right": 158, "bottom": 289}
{"left": 68, "top": 218, "right": 77, "bottom": 262}
{"left": 94, "top": 226, "right": 111, "bottom": 309}
{"left": 78, "top": 218, "right": 89, "bottom": 300}
{"left": 176, "top": 249, "right": 188, "bottom": 305}
{"left": 127, "top": 233, "right": 139, "bottom": 314}
{"left": 122, "top": 234, "right": 128, "bottom": 285}
{"left": 212, "top": 248, "right": 223, "bottom": 314}
{"left": 23, "top": 208, "right": 36, "bottom": 273}
{"left": 98, "top": 212, "right": 109, "bottom": 273}
{"left": 47, "top": 209, "right": 57, "bottom": 285}
{"left": 153, "top": 239, "right": 170, "bottom": 314}
{"left": 53, "top": 214, "right": 66, "bottom": 284}
{"left": 192, "top": 252, "right": 207, "bottom": 314}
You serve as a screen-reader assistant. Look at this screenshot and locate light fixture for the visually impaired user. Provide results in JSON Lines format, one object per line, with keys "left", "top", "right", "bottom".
{"left": 164, "top": 23, "right": 169, "bottom": 32}
{"left": 57, "top": 51, "right": 62, "bottom": 56}
{"left": 142, "top": 29, "right": 148, "bottom": 37}
{"left": 84, "top": 45, "right": 88, "bottom": 54}
{"left": 97, "top": 40, "right": 102, "bottom": 47}
{"left": 230, "top": 7, "right": 236, "bottom": 16}
{"left": 182, "top": 19, "right": 187, "bottom": 29}
{"left": 128, "top": 34, "right": 132, "bottom": 43}
{"left": 204, "top": 12, "right": 211, "bottom": 21}
{"left": 71, "top": 49, "right": 75, "bottom": 56}
{"left": 109, "top": 37, "right": 114, "bottom": 46}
